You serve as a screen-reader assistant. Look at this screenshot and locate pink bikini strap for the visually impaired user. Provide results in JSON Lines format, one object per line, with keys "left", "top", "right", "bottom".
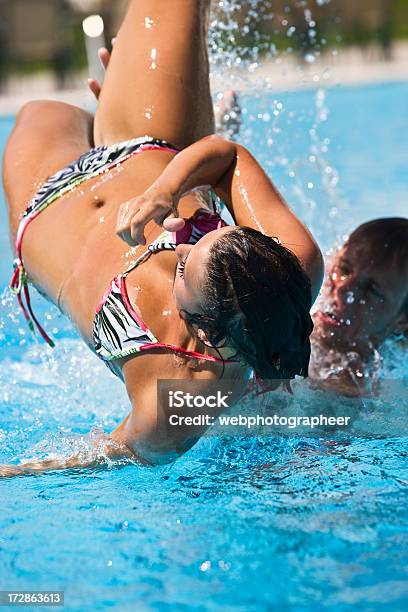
{"left": 140, "top": 342, "right": 236, "bottom": 364}
{"left": 10, "top": 260, "right": 55, "bottom": 347}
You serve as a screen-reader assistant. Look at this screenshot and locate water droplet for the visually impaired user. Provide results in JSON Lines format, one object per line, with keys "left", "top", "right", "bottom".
{"left": 149, "top": 48, "right": 157, "bottom": 70}
{"left": 218, "top": 560, "right": 230, "bottom": 571}
{"left": 200, "top": 560, "right": 211, "bottom": 572}
{"left": 346, "top": 291, "right": 354, "bottom": 304}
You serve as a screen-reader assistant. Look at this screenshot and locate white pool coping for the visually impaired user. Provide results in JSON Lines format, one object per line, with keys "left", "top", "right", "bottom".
{"left": 1, "top": 43, "right": 407, "bottom": 117}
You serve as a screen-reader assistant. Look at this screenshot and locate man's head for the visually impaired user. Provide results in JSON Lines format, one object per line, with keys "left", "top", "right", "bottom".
{"left": 315, "top": 218, "right": 408, "bottom": 348}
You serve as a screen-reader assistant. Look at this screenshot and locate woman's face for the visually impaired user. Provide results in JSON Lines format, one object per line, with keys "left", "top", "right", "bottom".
{"left": 173, "top": 225, "right": 236, "bottom": 314}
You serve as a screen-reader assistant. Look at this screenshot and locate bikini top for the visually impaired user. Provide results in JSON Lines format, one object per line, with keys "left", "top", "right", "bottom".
{"left": 93, "top": 202, "right": 232, "bottom": 371}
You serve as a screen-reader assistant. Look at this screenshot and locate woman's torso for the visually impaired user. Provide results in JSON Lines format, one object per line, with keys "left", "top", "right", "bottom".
{"left": 21, "top": 148, "right": 247, "bottom": 382}
{"left": 23, "top": 150, "right": 182, "bottom": 331}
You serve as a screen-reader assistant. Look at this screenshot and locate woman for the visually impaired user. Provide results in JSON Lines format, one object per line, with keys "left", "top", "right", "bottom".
{"left": 1, "top": 0, "right": 323, "bottom": 474}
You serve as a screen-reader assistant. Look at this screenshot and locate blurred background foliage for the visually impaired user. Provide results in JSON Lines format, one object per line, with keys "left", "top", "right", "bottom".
{"left": 0, "top": 0, "right": 407, "bottom": 91}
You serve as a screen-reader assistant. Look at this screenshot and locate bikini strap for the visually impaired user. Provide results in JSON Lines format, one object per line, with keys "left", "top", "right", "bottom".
{"left": 10, "top": 209, "right": 56, "bottom": 346}
{"left": 122, "top": 247, "right": 153, "bottom": 278}
{"left": 10, "top": 259, "right": 55, "bottom": 347}
{"left": 139, "top": 342, "right": 237, "bottom": 364}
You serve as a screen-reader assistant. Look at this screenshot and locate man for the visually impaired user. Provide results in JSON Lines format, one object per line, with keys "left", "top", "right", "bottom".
{"left": 310, "top": 218, "right": 408, "bottom": 394}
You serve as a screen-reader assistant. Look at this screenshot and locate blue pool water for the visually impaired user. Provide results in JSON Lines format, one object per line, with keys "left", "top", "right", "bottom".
{"left": 0, "top": 82, "right": 407, "bottom": 611}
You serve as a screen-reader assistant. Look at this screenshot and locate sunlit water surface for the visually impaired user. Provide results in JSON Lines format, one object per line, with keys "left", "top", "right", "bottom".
{"left": 0, "top": 69, "right": 407, "bottom": 612}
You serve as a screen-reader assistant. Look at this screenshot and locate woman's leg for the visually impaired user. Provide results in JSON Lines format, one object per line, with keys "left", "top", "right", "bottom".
{"left": 93, "top": 0, "right": 214, "bottom": 149}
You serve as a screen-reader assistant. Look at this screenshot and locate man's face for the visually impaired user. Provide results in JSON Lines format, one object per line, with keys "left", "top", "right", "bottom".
{"left": 314, "top": 241, "right": 407, "bottom": 347}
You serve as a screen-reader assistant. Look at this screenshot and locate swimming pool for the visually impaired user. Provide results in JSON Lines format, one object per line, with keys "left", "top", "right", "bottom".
{"left": 0, "top": 82, "right": 407, "bottom": 610}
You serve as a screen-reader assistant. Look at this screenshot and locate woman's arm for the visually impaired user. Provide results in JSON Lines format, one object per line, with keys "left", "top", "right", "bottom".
{"left": 116, "top": 135, "right": 236, "bottom": 245}
{"left": 0, "top": 371, "right": 246, "bottom": 477}
{"left": 214, "top": 142, "right": 324, "bottom": 300}
{"left": 112, "top": 372, "right": 250, "bottom": 466}
{"left": 116, "top": 135, "right": 323, "bottom": 299}
{"left": 0, "top": 426, "right": 136, "bottom": 478}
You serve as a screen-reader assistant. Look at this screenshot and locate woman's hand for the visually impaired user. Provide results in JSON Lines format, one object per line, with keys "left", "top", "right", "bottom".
{"left": 115, "top": 136, "right": 236, "bottom": 246}
{"left": 116, "top": 188, "right": 185, "bottom": 246}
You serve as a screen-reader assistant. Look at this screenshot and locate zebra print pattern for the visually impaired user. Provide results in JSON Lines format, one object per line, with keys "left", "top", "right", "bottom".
{"left": 23, "top": 136, "right": 177, "bottom": 220}
{"left": 93, "top": 277, "right": 158, "bottom": 361}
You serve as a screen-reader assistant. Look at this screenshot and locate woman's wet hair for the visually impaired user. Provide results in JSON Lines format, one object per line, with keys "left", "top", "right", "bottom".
{"left": 347, "top": 217, "right": 408, "bottom": 314}
{"left": 182, "top": 226, "right": 314, "bottom": 381}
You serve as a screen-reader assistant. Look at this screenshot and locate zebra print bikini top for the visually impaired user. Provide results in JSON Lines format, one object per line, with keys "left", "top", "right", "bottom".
{"left": 93, "top": 204, "right": 230, "bottom": 371}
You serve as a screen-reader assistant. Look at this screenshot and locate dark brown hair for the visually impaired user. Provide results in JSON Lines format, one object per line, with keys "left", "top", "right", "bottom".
{"left": 182, "top": 227, "right": 313, "bottom": 380}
